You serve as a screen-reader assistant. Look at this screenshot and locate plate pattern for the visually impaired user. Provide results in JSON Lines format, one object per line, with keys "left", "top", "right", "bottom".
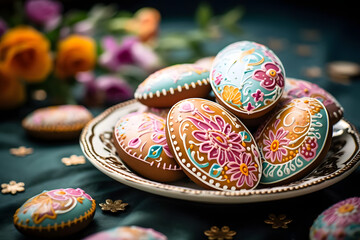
{"left": 80, "top": 100, "right": 360, "bottom": 203}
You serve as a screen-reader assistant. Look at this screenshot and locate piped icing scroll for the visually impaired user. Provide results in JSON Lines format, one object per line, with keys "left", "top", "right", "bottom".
{"left": 285, "top": 78, "right": 344, "bottom": 125}
{"left": 210, "top": 41, "right": 285, "bottom": 120}
{"left": 113, "top": 112, "right": 184, "bottom": 182}
{"left": 255, "top": 97, "right": 332, "bottom": 186}
{"left": 166, "top": 98, "right": 262, "bottom": 191}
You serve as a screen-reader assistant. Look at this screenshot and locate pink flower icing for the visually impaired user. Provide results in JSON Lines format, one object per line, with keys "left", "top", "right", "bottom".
{"left": 253, "top": 62, "right": 285, "bottom": 91}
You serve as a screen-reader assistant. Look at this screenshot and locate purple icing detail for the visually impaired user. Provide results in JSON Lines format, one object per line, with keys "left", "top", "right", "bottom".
{"left": 179, "top": 101, "right": 195, "bottom": 113}
{"left": 226, "top": 152, "right": 258, "bottom": 188}
{"left": 253, "top": 62, "right": 284, "bottom": 91}
{"left": 251, "top": 89, "right": 265, "bottom": 103}
{"left": 246, "top": 102, "right": 255, "bottom": 112}
{"left": 128, "top": 137, "right": 141, "bottom": 148}
{"left": 287, "top": 80, "right": 334, "bottom": 106}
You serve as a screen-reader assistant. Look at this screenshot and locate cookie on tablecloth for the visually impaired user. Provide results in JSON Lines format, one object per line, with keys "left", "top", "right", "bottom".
{"left": 22, "top": 105, "right": 93, "bottom": 140}
{"left": 134, "top": 64, "right": 210, "bottom": 108}
{"left": 84, "top": 226, "right": 167, "bottom": 240}
{"left": 13, "top": 188, "right": 95, "bottom": 238}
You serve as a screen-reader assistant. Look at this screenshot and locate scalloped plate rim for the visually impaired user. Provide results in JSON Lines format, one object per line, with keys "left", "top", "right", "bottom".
{"left": 80, "top": 99, "right": 360, "bottom": 204}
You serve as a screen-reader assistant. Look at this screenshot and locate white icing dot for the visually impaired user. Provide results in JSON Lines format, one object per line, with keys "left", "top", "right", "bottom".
{"left": 170, "top": 128, "right": 174, "bottom": 132}
{"left": 186, "top": 163, "right": 191, "bottom": 167}
{"left": 171, "top": 135, "right": 176, "bottom": 139}
{"left": 209, "top": 179, "right": 214, "bottom": 184}
{"left": 173, "top": 141, "right": 177, "bottom": 145}
{"left": 181, "top": 159, "right": 186, "bottom": 163}
{"left": 215, "top": 183, "right": 220, "bottom": 187}
{"left": 202, "top": 175, "right": 207, "bottom": 180}
{"left": 197, "top": 172, "right": 201, "bottom": 177}
{"left": 175, "top": 146, "right": 180, "bottom": 151}
{"left": 192, "top": 167, "right": 196, "bottom": 172}
{"left": 247, "top": 147, "right": 251, "bottom": 151}
{"left": 223, "top": 185, "right": 228, "bottom": 190}
{"left": 231, "top": 186, "right": 236, "bottom": 191}
{"left": 178, "top": 152, "right": 182, "bottom": 157}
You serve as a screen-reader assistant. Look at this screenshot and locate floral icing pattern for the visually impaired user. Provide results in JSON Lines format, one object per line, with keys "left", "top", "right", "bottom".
{"left": 167, "top": 98, "right": 262, "bottom": 191}
{"left": 114, "top": 112, "right": 183, "bottom": 182}
{"left": 210, "top": 41, "right": 285, "bottom": 115}
{"left": 256, "top": 97, "right": 330, "bottom": 185}
{"left": 13, "top": 188, "right": 95, "bottom": 226}
{"left": 310, "top": 197, "right": 360, "bottom": 240}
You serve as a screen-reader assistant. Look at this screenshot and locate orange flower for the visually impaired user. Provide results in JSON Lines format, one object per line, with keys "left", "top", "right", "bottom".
{"left": 55, "top": 35, "right": 96, "bottom": 79}
{"left": 222, "top": 85, "right": 242, "bottom": 105}
{"left": 0, "top": 26, "right": 52, "bottom": 83}
{"left": 0, "top": 65, "right": 25, "bottom": 109}
{"left": 124, "top": 8, "right": 161, "bottom": 43}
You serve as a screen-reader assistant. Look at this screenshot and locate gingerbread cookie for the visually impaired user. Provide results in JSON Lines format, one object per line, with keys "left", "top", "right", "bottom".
{"left": 22, "top": 105, "right": 93, "bottom": 140}
{"left": 14, "top": 188, "right": 95, "bottom": 238}
{"left": 210, "top": 41, "right": 285, "bottom": 126}
{"left": 285, "top": 78, "right": 344, "bottom": 125}
{"left": 166, "top": 98, "right": 262, "bottom": 191}
{"left": 113, "top": 112, "right": 184, "bottom": 182}
{"left": 255, "top": 97, "right": 332, "bottom": 186}
{"left": 84, "top": 226, "right": 167, "bottom": 240}
{"left": 134, "top": 64, "right": 210, "bottom": 108}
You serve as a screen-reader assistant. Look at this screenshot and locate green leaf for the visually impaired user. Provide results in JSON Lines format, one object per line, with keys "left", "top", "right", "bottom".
{"left": 195, "top": 2, "right": 213, "bottom": 29}
{"left": 62, "top": 10, "right": 88, "bottom": 26}
{"left": 220, "top": 6, "right": 244, "bottom": 34}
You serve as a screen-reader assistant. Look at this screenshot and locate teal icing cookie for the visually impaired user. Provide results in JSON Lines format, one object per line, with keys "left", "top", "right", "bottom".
{"left": 84, "top": 226, "right": 167, "bottom": 240}
{"left": 134, "top": 64, "right": 210, "bottom": 108}
{"left": 13, "top": 188, "right": 96, "bottom": 238}
{"left": 255, "top": 97, "right": 332, "bottom": 186}
{"left": 210, "top": 41, "right": 285, "bottom": 120}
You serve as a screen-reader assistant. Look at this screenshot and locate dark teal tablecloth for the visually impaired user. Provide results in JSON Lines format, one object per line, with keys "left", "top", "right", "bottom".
{"left": 1, "top": 7, "right": 360, "bottom": 240}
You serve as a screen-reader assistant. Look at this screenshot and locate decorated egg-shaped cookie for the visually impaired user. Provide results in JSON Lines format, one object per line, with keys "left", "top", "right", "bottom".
{"left": 113, "top": 112, "right": 184, "bottom": 182}
{"left": 22, "top": 105, "right": 93, "bottom": 140}
{"left": 285, "top": 78, "right": 344, "bottom": 125}
{"left": 13, "top": 188, "right": 95, "bottom": 238}
{"left": 134, "top": 64, "right": 210, "bottom": 108}
{"left": 166, "top": 98, "right": 262, "bottom": 191}
{"left": 84, "top": 226, "right": 167, "bottom": 240}
{"left": 310, "top": 197, "right": 360, "bottom": 240}
{"left": 210, "top": 41, "right": 285, "bottom": 122}
{"left": 255, "top": 97, "right": 332, "bottom": 186}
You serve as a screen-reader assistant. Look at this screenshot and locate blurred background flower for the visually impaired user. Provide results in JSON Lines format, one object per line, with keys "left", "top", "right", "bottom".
{"left": 0, "top": 1, "right": 244, "bottom": 110}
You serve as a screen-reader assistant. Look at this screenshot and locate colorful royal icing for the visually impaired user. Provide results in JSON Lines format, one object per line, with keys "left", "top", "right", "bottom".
{"left": 84, "top": 226, "right": 167, "bottom": 240}
{"left": 114, "top": 112, "right": 182, "bottom": 172}
{"left": 14, "top": 188, "right": 95, "bottom": 234}
{"left": 134, "top": 64, "right": 209, "bottom": 100}
{"left": 167, "top": 98, "right": 262, "bottom": 191}
{"left": 285, "top": 78, "right": 344, "bottom": 124}
{"left": 24, "top": 105, "right": 92, "bottom": 126}
{"left": 210, "top": 41, "right": 285, "bottom": 115}
{"left": 255, "top": 97, "right": 331, "bottom": 185}
{"left": 310, "top": 197, "right": 360, "bottom": 240}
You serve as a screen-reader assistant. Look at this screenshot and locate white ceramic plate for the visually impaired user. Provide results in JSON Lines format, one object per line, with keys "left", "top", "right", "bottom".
{"left": 80, "top": 100, "right": 360, "bottom": 204}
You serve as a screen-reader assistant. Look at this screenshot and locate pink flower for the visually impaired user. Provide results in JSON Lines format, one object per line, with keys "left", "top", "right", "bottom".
{"left": 99, "top": 36, "right": 160, "bottom": 72}
{"left": 47, "top": 188, "right": 92, "bottom": 201}
{"left": 189, "top": 111, "right": 245, "bottom": 166}
{"left": 226, "top": 152, "right": 258, "bottom": 188}
{"left": 246, "top": 102, "right": 255, "bottom": 111}
{"left": 322, "top": 197, "right": 360, "bottom": 227}
{"left": 251, "top": 89, "right": 264, "bottom": 102}
{"left": 253, "top": 62, "right": 285, "bottom": 91}
{"left": 25, "top": 0, "right": 62, "bottom": 30}
{"left": 262, "top": 127, "right": 290, "bottom": 163}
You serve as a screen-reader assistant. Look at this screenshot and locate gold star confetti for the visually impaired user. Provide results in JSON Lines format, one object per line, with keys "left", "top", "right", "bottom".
{"left": 10, "top": 146, "right": 33, "bottom": 157}
{"left": 61, "top": 155, "right": 86, "bottom": 166}
{"left": 1, "top": 181, "right": 25, "bottom": 195}
{"left": 204, "top": 226, "right": 236, "bottom": 240}
{"left": 99, "top": 199, "right": 128, "bottom": 213}
{"left": 264, "top": 214, "right": 292, "bottom": 229}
